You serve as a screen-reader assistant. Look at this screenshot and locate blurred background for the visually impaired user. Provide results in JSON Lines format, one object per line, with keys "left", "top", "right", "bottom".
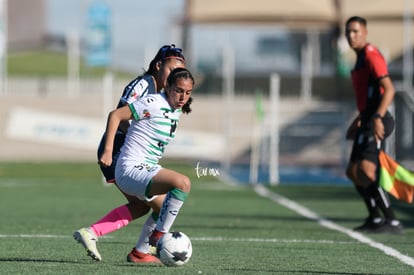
{"left": 0, "top": 0, "right": 413, "bottom": 184}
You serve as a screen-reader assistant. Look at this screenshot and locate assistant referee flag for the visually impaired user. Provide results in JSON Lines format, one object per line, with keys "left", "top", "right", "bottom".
{"left": 379, "top": 150, "right": 414, "bottom": 203}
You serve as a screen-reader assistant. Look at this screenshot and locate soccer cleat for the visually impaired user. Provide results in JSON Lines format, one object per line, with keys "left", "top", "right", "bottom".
{"left": 149, "top": 229, "right": 165, "bottom": 247}
{"left": 353, "top": 217, "right": 384, "bottom": 232}
{"left": 127, "top": 248, "right": 161, "bottom": 264}
{"left": 369, "top": 220, "right": 404, "bottom": 234}
{"left": 73, "top": 227, "right": 102, "bottom": 261}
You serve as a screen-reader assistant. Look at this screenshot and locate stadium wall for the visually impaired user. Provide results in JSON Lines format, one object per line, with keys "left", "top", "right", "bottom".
{"left": 0, "top": 77, "right": 348, "bottom": 164}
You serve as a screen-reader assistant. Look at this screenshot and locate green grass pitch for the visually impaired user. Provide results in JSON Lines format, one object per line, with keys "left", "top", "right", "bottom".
{"left": 1, "top": 161, "right": 414, "bottom": 274}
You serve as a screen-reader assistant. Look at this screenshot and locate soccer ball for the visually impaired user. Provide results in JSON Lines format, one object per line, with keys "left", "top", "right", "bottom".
{"left": 156, "top": 231, "right": 192, "bottom": 266}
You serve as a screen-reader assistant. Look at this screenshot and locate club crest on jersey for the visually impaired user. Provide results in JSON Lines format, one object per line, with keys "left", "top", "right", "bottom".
{"left": 128, "top": 90, "right": 138, "bottom": 100}
{"left": 142, "top": 109, "right": 151, "bottom": 118}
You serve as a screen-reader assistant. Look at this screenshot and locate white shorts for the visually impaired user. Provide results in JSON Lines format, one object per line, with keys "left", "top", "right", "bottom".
{"left": 115, "top": 162, "right": 162, "bottom": 202}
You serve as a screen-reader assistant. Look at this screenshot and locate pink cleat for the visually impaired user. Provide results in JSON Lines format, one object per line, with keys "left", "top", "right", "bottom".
{"left": 127, "top": 248, "right": 161, "bottom": 264}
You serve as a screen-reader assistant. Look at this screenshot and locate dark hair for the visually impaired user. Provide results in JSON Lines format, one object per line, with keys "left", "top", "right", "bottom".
{"left": 167, "top": 67, "right": 194, "bottom": 114}
{"left": 146, "top": 44, "right": 186, "bottom": 76}
{"left": 346, "top": 16, "right": 367, "bottom": 28}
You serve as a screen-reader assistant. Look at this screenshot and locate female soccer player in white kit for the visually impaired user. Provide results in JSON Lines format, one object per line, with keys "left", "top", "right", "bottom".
{"left": 99, "top": 67, "right": 194, "bottom": 263}
{"left": 74, "top": 45, "right": 187, "bottom": 263}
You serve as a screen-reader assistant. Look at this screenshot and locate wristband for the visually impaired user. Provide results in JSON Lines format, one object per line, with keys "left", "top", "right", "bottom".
{"left": 372, "top": 113, "right": 383, "bottom": 120}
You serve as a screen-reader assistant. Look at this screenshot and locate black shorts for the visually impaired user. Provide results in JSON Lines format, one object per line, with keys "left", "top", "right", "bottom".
{"left": 97, "top": 131, "right": 126, "bottom": 183}
{"left": 349, "top": 114, "right": 394, "bottom": 164}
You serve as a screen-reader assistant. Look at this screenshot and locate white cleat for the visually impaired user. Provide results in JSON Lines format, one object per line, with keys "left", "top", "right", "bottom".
{"left": 73, "top": 227, "right": 102, "bottom": 261}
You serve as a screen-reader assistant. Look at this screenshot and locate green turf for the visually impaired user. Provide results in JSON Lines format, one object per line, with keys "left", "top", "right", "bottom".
{"left": 7, "top": 50, "right": 135, "bottom": 78}
{"left": 1, "top": 162, "right": 414, "bottom": 274}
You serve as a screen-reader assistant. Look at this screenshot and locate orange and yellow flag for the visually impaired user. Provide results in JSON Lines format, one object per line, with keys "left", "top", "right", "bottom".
{"left": 379, "top": 151, "right": 414, "bottom": 203}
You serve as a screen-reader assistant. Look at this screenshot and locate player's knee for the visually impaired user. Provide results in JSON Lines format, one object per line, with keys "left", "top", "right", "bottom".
{"left": 357, "top": 166, "right": 376, "bottom": 185}
{"left": 364, "top": 170, "right": 377, "bottom": 183}
{"left": 359, "top": 160, "right": 377, "bottom": 183}
{"left": 174, "top": 175, "right": 191, "bottom": 193}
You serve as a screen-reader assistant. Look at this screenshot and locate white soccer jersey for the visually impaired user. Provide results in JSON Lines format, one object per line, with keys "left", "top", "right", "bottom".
{"left": 118, "top": 93, "right": 181, "bottom": 166}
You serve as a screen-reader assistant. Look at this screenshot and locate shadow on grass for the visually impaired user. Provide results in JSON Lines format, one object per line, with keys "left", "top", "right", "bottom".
{"left": 392, "top": 200, "right": 414, "bottom": 228}
{"left": 0, "top": 257, "right": 163, "bottom": 269}
{"left": 0, "top": 257, "right": 85, "bottom": 264}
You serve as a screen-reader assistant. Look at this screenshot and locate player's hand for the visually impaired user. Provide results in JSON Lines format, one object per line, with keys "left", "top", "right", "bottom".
{"left": 98, "top": 152, "right": 112, "bottom": 167}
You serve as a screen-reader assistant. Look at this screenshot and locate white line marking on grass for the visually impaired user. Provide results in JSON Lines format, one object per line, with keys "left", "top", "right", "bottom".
{"left": 253, "top": 184, "right": 414, "bottom": 268}
{"left": 0, "top": 233, "right": 357, "bottom": 249}
{"left": 192, "top": 236, "right": 354, "bottom": 244}
{"left": 0, "top": 234, "right": 353, "bottom": 245}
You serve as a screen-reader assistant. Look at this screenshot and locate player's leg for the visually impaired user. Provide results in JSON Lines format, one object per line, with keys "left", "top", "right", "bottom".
{"left": 90, "top": 187, "right": 151, "bottom": 236}
{"left": 357, "top": 126, "right": 403, "bottom": 234}
{"left": 146, "top": 168, "right": 191, "bottom": 246}
{"left": 347, "top": 162, "right": 382, "bottom": 231}
{"left": 127, "top": 196, "right": 165, "bottom": 263}
{"left": 74, "top": 133, "right": 150, "bottom": 261}
{"left": 93, "top": 133, "right": 150, "bottom": 234}
{"left": 111, "top": 165, "right": 166, "bottom": 263}
{"left": 347, "top": 133, "right": 382, "bottom": 231}
{"left": 358, "top": 159, "right": 402, "bottom": 233}
{"left": 113, "top": 165, "right": 191, "bottom": 262}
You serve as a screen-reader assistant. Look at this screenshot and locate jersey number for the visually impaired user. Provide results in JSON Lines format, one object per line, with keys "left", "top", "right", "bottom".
{"left": 163, "top": 110, "right": 177, "bottom": 137}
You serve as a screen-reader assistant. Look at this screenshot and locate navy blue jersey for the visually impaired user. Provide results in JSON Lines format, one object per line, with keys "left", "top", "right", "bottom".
{"left": 117, "top": 74, "right": 157, "bottom": 108}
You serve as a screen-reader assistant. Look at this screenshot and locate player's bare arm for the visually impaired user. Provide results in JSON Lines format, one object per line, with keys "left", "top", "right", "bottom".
{"left": 373, "top": 76, "right": 395, "bottom": 140}
{"left": 99, "top": 105, "right": 133, "bottom": 167}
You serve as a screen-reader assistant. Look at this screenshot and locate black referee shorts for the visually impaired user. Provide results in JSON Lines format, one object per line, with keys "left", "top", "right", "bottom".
{"left": 349, "top": 115, "right": 394, "bottom": 164}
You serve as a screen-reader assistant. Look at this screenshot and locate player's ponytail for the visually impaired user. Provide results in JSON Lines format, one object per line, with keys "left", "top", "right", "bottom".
{"left": 182, "top": 97, "right": 192, "bottom": 114}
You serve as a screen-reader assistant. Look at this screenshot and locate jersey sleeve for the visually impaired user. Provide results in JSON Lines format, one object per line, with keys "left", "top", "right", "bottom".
{"left": 365, "top": 46, "right": 389, "bottom": 80}
{"left": 129, "top": 95, "right": 158, "bottom": 121}
{"left": 120, "top": 77, "right": 150, "bottom": 105}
